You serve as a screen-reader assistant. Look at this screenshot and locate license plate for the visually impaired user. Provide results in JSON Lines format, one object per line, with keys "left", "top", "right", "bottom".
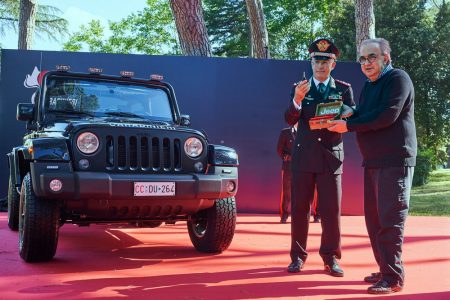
{"left": 134, "top": 182, "right": 175, "bottom": 196}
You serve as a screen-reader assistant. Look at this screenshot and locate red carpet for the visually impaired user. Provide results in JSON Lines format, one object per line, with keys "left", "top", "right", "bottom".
{"left": 0, "top": 213, "right": 449, "bottom": 299}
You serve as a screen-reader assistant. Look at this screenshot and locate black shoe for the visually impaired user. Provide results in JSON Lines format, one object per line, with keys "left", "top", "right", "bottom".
{"left": 287, "top": 260, "right": 304, "bottom": 273}
{"left": 324, "top": 259, "right": 344, "bottom": 277}
{"left": 364, "top": 272, "right": 382, "bottom": 283}
{"left": 367, "top": 279, "right": 403, "bottom": 294}
{"left": 313, "top": 215, "right": 320, "bottom": 223}
{"left": 280, "top": 218, "right": 287, "bottom": 223}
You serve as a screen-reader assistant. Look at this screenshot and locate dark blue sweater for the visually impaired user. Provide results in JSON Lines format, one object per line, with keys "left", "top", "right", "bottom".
{"left": 347, "top": 68, "right": 417, "bottom": 167}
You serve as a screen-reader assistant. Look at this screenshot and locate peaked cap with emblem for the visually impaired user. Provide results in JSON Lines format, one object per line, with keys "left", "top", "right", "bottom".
{"left": 308, "top": 38, "right": 340, "bottom": 60}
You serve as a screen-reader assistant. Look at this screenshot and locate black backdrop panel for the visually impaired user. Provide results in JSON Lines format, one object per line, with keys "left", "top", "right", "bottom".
{"left": 0, "top": 50, "right": 366, "bottom": 215}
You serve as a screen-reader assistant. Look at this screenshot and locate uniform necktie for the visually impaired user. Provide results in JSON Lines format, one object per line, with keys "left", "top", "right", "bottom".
{"left": 318, "top": 82, "right": 326, "bottom": 94}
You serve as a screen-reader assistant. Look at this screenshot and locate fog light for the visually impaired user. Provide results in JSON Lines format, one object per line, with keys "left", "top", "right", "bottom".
{"left": 49, "top": 179, "right": 62, "bottom": 192}
{"left": 226, "top": 181, "right": 236, "bottom": 193}
{"left": 194, "top": 162, "right": 204, "bottom": 172}
{"left": 79, "top": 159, "right": 90, "bottom": 169}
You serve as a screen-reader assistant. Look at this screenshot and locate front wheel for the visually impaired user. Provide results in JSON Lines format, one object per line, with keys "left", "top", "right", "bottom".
{"left": 7, "top": 176, "right": 20, "bottom": 231}
{"left": 187, "top": 197, "right": 236, "bottom": 253}
{"left": 19, "top": 173, "right": 60, "bottom": 262}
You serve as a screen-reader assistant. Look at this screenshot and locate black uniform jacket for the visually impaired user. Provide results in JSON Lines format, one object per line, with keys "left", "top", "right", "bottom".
{"left": 277, "top": 127, "right": 296, "bottom": 171}
{"left": 285, "top": 77, "right": 355, "bottom": 174}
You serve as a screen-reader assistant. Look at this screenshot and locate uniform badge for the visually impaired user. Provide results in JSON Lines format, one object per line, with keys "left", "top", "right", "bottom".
{"left": 328, "top": 95, "right": 342, "bottom": 100}
{"left": 317, "top": 40, "right": 330, "bottom": 52}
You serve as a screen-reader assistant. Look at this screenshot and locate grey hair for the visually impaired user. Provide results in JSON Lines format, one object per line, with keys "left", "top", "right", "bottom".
{"left": 361, "top": 38, "right": 391, "bottom": 55}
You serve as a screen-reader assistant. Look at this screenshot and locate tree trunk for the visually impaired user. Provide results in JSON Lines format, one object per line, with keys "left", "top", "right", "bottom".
{"left": 245, "top": 0, "right": 270, "bottom": 59}
{"left": 355, "top": 0, "right": 375, "bottom": 57}
{"left": 18, "top": 0, "right": 37, "bottom": 50}
{"left": 169, "top": 0, "right": 212, "bottom": 56}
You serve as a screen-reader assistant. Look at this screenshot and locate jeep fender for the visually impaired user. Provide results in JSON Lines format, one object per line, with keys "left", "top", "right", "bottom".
{"left": 207, "top": 145, "right": 239, "bottom": 166}
{"left": 8, "top": 138, "right": 70, "bottom": 189}
{"left": 27, "top": 138, "right": 70, "bottom": 161}
{"left": 7, "top": 147, "right": 28, "bottom": 189}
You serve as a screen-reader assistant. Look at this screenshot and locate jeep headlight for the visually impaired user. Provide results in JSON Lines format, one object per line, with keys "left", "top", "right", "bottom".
{"left": 184, "top": 137, "right": 203, "bottom": 158}
{"left": 77, "top": 132, "right": 99, "bottom": 154}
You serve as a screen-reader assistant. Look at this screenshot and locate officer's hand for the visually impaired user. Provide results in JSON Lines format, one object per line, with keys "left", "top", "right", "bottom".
{"left": 327, "top": 120, "right": 348, "bottom": 133}
{"left": 294, "top": 80, "right": 310, "bottom": 105}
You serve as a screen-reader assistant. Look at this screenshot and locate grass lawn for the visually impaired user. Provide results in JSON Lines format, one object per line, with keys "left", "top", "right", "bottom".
{"left": 410, "top": 168, "right": 450, "bottom": 216}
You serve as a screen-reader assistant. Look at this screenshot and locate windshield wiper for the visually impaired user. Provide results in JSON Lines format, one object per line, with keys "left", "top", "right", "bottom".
{"left": 48, "top": 110, "right": 96, "bottom": 117}
{"left": 103, "top": 111, "right": 146, "bottom": 119}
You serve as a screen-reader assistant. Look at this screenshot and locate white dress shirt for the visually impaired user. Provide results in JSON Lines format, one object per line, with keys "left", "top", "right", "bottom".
{"left": 293, "top": 77, "right": 331, "bottom": 110}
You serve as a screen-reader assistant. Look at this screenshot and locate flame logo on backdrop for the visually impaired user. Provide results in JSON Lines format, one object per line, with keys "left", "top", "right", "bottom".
{"left": 24, "top": 66, "right": 47, "bottom": 104}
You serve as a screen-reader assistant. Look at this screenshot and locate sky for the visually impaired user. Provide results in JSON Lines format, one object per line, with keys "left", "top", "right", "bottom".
{"left": 2, "top": 0, "right": 148, "bottom": 51}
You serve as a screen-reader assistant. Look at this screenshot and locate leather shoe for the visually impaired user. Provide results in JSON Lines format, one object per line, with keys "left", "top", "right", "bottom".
{"left": 364, "top": 272, "right": 382, "bottom": 283}
{"left": 367, "top": 279, "right": 403, "bottom": 294}
{"left": 280, "top": 218, "right": 287, "bottom": 224}
{"left": 324, "top": 260, "right": 344, "bottom": 277}
{"left": 287, "top": 260, "right": 304, "bottom": 273}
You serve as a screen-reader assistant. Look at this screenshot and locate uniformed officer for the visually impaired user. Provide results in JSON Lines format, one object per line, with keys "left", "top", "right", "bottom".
{"left": 277, "top": 123, "right": 297, "bottom": 223}
{"left": 284, "top": 38, "right": 355, "bottom": 277}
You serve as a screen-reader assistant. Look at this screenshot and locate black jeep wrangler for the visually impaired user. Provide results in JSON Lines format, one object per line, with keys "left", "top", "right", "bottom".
{"left": 7, "top": 66, "right": 238, "bottom": 262}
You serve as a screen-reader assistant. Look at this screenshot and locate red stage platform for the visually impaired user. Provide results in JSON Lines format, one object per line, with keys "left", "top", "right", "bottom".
{"left": 0, "top": 213, "right": 449, "bottom": 299}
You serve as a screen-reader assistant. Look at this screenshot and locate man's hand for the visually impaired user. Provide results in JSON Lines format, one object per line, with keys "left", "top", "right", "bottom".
{"left": 341, "top": 104, "right": 354, "bottom": 118}
{"left": 294, "top": 80, "right": 310, "bottom": 105}
{"left": 327, "top": 120, "right": 348, "bottom": 133}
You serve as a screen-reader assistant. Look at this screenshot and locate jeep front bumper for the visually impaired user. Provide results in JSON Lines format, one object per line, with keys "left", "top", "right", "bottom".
{"left": 29, "top": 162, "right": 238, "bottom": 201}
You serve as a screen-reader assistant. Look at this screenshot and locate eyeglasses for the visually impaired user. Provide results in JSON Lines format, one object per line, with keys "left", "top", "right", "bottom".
{"left": 358, "top": 54, "right": 379, "bottom": 65}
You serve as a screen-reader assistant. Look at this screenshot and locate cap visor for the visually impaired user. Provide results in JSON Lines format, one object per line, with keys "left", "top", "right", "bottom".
{"left": 313, "top": 56, "right": 331, "bottom": 61}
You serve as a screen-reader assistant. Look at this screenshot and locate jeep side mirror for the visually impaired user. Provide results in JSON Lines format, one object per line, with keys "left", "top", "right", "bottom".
{"left": 180, "top": 114, "right": 190, "bottom": 126}
{"left": 17, "top": 103, "right": 34, "bottom": 121}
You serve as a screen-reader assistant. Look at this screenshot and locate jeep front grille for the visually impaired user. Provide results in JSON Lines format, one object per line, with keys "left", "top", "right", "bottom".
{"left": 106, "top": 135, "right": 182, "bottom": 172}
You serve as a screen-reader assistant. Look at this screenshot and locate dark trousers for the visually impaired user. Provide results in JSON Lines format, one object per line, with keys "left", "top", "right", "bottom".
{"left": 364, "top": 166, "right": 413, "bottom": 285}
{"left": 280, "top": 168, "right": 292, "bottom": 219}
{"left": 290, "top": 171, "right": 342, "bottom": 264}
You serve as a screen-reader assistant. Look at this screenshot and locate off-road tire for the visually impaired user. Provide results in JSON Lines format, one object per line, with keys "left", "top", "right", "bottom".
{"left": 188, "top": 197, "right": 236, "bottom": 253}
{"left": 7, "top": 176, "right": 20, "bottom": 231}
{"left": 19, "top": 173, "right": 60, "bottom": 262}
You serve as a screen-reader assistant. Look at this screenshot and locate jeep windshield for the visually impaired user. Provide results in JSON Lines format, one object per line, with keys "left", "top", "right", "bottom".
{"left": 43, "top": 76, "right": 174, "bottom": 122}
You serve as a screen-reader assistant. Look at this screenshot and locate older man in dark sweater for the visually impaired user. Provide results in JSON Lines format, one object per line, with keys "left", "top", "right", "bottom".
{"left": 328, "top": 38, "right": 417, "bottom": 295}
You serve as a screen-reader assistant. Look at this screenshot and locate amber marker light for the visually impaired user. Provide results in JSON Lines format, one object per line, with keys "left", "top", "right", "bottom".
{"left": 56, "top": 65, "right": 70, "bottom": 72}
{"left": 120, "top": 70, "right": 134, "bottom": 78}
{"left": 88, "top": 67, "right": 103, "bottom": 74}
{"left": 150, "top": 74, "right": 164, "bottom": 81}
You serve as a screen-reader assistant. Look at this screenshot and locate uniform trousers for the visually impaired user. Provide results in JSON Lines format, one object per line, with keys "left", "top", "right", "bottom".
{"left": 290, "top": 170, "right": 342, "bottom": 264}
{"left": 280, "top": 168, "right": 292, "bottom": 219}
{"left": 364, "top": 166, "right": 414, "bottom": 285}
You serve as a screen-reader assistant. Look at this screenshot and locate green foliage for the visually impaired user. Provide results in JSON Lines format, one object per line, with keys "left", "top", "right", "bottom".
{"left": 328, "top": 0, "right": 450, "bottom": 174}
{"left": 323, "top": 0, "right": 355, "bottom": 61}
{"left": 63, "top": 0, "right": 179, "bottom": 54}
{"left": 204, "top": 0, "right": 250, "bottom": 57}
{"left": 410, "top": 168, "right": 450, "bottom": 216}
{"left": 265, "top": 0, "right": 340, "bottom": 60}
{"left": 203, "top": 0, "right": 340, "bottom": 59}
{"left": 0, "top": 0, "right": 68, "bottom": 42}
{"left": 375, "top": 0, "right": 450, "bottom": 169}
{"left": 413, "top": 148, "right": 433, "bottom": 186}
